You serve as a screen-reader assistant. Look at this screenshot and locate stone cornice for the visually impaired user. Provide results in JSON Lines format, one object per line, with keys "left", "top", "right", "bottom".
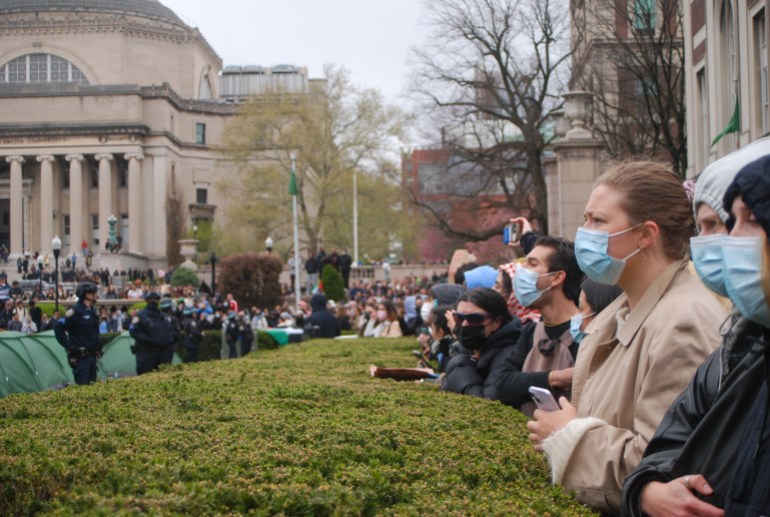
{"left": 0, "top": 16, "right": 221, "bottom": 63}
{"left": 0, "top": 122, "right": 149, "bottom": 139}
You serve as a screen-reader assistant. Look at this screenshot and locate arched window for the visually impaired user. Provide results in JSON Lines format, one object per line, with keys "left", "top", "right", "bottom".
{"left": 199, "top": 73, "right": 213, "bottom": 100}
{"left": 0, "top": 53, "right": 89, "bottom": 84}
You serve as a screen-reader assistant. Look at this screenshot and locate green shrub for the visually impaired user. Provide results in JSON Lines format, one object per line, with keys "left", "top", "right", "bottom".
{"left": 218, "top": 252, "right": 282, "bottom": 309}
{"left": 170, "top": 267, "right": 200, "bottom": 287}
{"left": 321, "top": 263, "right": 345, "bottom": 302}
{"left": 0, "top": 338, "right": 596, "bottom": 516}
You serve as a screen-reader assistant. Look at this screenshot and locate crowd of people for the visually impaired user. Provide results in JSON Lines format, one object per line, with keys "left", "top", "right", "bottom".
{"left": 8, "top": 140, "right": 770, "bottom": 514}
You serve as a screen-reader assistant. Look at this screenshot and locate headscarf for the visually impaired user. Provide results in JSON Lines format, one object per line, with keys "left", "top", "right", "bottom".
{"left": 499, "top": 261, "right": 541, "bottom": 323}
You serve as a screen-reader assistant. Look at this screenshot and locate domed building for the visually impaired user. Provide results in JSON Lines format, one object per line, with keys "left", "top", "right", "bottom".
{"left": 0, "top": 0, "right": 310, "bottom": 270}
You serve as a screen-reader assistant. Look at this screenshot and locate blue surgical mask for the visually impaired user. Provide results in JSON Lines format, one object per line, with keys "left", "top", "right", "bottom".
{"left": 570, "top": 312, "right": 595, "bottom": 344}
{"left": 575, "top": 226, "right": 641, "bottom": 285}
{"left": 723, "top": 236, "right": 770, "bottom": 327}
{"left": 690, "top": 234, "right": 728, "bottom": 297}
{"left": 513, "top": 266, "right": 556, "bottom": 308}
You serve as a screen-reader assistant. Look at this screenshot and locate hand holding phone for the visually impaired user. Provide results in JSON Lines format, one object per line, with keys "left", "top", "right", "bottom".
{"left": 529, "top": 386, "right": 560, "bottom": 412}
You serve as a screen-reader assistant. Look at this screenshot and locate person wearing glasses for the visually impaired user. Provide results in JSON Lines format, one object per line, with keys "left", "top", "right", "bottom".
{"left": 441, "top": 287, "right": 522, "bottom": 400}
{"left": 526, "top": 162, "right": 725, "bottom": 514}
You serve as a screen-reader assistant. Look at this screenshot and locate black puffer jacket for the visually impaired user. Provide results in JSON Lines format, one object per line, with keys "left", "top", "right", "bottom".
{"left": 441, "top": 319, "right": 521, "bottom": 400}
{"left": 622, "top": 315, "right": 767, "bottom": 516}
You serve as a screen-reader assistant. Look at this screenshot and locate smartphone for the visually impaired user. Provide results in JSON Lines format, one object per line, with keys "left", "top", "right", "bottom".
{"left": 528, "top": 386, "right": 560, "bottom": 412}
{"left": 503, "top": 223, "right": 519, "bottom": 245}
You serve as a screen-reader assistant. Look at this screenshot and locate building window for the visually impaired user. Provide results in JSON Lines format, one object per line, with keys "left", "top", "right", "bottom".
{"left": 0, "top": 53, "right": 89, "bottom": 84}
{"left": 63, "top": 215, "right": 71, "bottom": 246}
{"left": 118, "top": 159, "right": 128, "bottom": 188}
{"left": 697, "top": 68, "right": 710, "bottom": 169}
{"left": 633, "top": 0, "right": 656, "bottom": 32}
{"left": 90, "top": 162, "right": 99, "bottom": 188}
{"left": 719, "top": 0, "right": 737, "bottom": 151}
{"left": 91, "top": 215, "right": 99, "bottom": 246}
{"left": 195, "top": 123, "right": 206, "bottom": 145}
{"left": 754, "top": 9, "right": 768, "bottom": 136}
{"left": 196, "top": 188, "right": 208, "bottom": 204}
{"left": 61, "top": 165, "right": 70, "bottom": 190}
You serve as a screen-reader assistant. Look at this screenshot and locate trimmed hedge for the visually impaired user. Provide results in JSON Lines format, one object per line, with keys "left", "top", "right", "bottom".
{"left": 0, "top": 338, "right": 598, "bottom": 516}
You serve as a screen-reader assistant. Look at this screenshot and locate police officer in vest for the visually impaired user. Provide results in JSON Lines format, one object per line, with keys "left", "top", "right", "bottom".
{"left": 54, "top": 282, "right": 101, "bottom": 385}
{"left": 129, "top": 292, "right": 180, "bottom": 375}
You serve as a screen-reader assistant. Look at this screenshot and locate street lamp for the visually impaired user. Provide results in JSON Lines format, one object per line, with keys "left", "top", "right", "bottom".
{"left": 52, "top": 235, "right": 61, "bottom": 313}
{"left": 209, "top": 251, "right": 217, "bottom": 299}
{"left": 107, "top": 214, "right": 117, "bottom": 253}
{"left": 265, "top": 236, "right": 273, "bottom": 254}
{"left": 193, "top": 224, "right": 198, "bottom": 262}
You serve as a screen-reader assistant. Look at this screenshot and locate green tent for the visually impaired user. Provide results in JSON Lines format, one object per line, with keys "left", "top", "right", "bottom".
{"left": 98, "top": 332, "right": 182, "bottom": 380}
{"left": 0, "top": 330, "right": 73, "bottom": 397}
{"left": 0, "top": 331, "right": 183, "bottom": 397}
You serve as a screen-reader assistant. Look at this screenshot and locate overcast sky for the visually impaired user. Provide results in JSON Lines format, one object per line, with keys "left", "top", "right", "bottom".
{"left": 161, "top": 0, "right": 427, "bottom": 107}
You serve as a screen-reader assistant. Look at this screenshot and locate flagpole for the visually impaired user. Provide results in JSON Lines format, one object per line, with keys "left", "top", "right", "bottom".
{"left": 353, "top": 171, "right": 359, "bottom": 265}
{"left": 290, "top": 152, "right": 301, "bottom": 312}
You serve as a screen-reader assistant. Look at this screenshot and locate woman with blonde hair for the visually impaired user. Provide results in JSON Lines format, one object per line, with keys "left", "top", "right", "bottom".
{"left": 527, "top": 161, "right": 725, "bottom": 514}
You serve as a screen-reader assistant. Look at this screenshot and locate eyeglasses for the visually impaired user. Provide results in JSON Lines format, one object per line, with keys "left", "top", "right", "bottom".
{"left": 453, "top": 312, "right": 490, "bottom": 326}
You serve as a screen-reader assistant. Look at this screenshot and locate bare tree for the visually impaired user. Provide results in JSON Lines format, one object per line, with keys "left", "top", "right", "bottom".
{"left": 572, "top": 0, "right": 686, "bottom": 177}
{"left": 409, "top": 0, "right": 573, "bottom": 235}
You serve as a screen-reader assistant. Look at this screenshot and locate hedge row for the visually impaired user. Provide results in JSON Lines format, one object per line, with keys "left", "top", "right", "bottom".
{"left": 0, "top": 338, "right": 597, "bottom": 516}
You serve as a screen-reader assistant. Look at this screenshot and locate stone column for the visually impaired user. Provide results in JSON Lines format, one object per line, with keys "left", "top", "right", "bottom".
{"left": 95, "top": 153, "right": 113, "bottom": 252}
{"left": 6, "top": 155, "right": 25, "bottom": 257}
{"left": 36, "top": 155, "right": 55, "bottom": 254}
{"left": 66, "top": 154, "right": 84, "bottom": 255}
{"left": 125, "top": 153, "right": 144, "bottom": 253}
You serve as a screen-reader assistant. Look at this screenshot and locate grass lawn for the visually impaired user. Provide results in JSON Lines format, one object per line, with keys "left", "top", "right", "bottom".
{"left": 0, "top": 337, "right": 597, "bottom": 516}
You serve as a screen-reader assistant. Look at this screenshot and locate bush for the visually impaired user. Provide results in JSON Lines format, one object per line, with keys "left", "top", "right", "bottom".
{"left": 321, "top": 263, "right": 345, "bottom": 302}
{"left": 0, "top": 338, "right": 596, "bottom": 516}
{"left": 174, "top": 330, "right": 280, "bottom": 362}
{"left": 218, "top": 252, "right": 282, "bottom": 309}
{"left": 170, "top": 267, "right": 199, "bottom": 287}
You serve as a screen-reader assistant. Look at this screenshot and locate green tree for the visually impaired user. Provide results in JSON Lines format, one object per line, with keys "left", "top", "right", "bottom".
{"left": 170, "top": 267, "right": 199, "bottom": 287}
{"left": 321, "top": 264, "right": 345, "bottom": 302}
{"left": 218, "top": 65, "right": 409, "bottom": 256}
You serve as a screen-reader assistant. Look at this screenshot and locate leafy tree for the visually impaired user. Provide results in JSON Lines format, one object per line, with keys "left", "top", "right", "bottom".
{"left": 218, "top": 65, "right": 408, "bottom": 257}
{"left": 218, "top": 253, "right": 282, "bottom": 309}
{"left": 408, "top": 0, "right": 574, "bottom": 236}
{"left": 170, "top": 267, "right": 199, "bottom": 287}
{"left": 320, "top": 264, "right": 345, "bottom": 302}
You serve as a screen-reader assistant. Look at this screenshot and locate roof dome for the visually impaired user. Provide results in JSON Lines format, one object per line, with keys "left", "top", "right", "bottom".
{"left": 0, "top": 0, "right": 187, "bottom": 27}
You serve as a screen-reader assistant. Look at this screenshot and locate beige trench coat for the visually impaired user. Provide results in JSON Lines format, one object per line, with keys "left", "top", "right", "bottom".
{"left": 542, "top": 259, "right": 726, "bottom": 514}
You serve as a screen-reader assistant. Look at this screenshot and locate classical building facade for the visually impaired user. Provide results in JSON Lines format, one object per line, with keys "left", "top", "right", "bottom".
{"left": 684, "top": 0, "right": 769, "bottom": 176}
{"left": 0, "top": 0, "right": 311, "bottom": 268}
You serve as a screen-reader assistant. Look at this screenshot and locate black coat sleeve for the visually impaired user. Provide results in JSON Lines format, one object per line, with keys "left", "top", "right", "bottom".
{"left": 495, "top": 322, "right": 549, "bottom": 408}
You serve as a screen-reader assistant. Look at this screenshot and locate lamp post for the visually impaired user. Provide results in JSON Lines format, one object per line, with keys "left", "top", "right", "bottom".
{"left": 52, "top": 235, "right": 61, "bottom": 313}
{"left": 265, "top": 236, "right": 273, "bottom": 254}
{"left": 209, "top": 251, "right": 217, "bottom": 298}
{"left": 107, "top": 214, "right": 117, "bottom": 253}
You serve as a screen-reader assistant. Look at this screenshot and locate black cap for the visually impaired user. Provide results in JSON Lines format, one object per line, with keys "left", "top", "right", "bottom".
{"left": 145, "top": 291, "right": 161, "bottom": 302}
{"left": 75, "top": 282, "right": 98, "bottom": 301}
{"left": 724, "top": 154, "right": 770, "bottom": 234}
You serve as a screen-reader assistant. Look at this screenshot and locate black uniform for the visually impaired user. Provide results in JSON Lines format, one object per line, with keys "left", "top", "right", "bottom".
{"left": 238, "top": 317, "right": 255, "bottom": 356}
{"left": 129, "top": 303, "right": 180, "bottom": 375}
{"left": 54, "top": 301, "right": 101, "bottom": 385}
{"left": 182, "top": 315, "right": 203, "bottom": 363}
{"left": 225, "top": 318, "right": 240, "bottom": 358}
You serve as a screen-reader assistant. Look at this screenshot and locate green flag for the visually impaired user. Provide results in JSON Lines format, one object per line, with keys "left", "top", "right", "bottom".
{"left": 289, "top": 168, "right": 298, "bottom": 196}
{"left": 711, "top": 97, "right": 740, "bottom": 147}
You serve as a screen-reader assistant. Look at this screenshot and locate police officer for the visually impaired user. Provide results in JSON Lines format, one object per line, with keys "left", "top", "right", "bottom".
{"left": 182, "top": 307, "right": 203, "bottom": 362}
{"left": 225, "top": 311, "right": 240, "bottom": 358}
{"left": 54, "top": 282, "right": 100, "bottom": 385}
{"left": 238, "top": 312, "right": 255, "bottom": 356}
{"left": 129, "top": 292, "right": 180, "bottom": 375}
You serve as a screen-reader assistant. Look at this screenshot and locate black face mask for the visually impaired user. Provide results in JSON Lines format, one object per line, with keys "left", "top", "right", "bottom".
{"left": 147, "top": 301, "right": 158, "bottom": 310}
{"left": 459, "top": 325, "right": 486, "bottom": 351}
